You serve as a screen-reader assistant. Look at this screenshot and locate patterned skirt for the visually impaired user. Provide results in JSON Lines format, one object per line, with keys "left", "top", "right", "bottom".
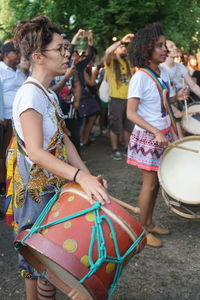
{"left": 127, "top": 129, "right": 173, "bottom": 172}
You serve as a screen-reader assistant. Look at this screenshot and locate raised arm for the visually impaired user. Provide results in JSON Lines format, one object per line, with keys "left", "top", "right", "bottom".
{"left": 104, "top": 33, "right": 134, "bottom": 65}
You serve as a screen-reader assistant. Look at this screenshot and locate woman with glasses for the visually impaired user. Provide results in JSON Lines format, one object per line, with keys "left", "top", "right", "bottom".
{"left": 7, "top": 16, "right": 109, "bottom": 300}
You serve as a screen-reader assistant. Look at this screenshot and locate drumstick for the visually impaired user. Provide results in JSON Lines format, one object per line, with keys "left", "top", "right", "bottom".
{"left": 169, "top": 144, "right": 199, "bottom": 153}
{"left": 109, "top": 195, "right": 140, "bottom": 214}
{"left": 183, "top": 110, "right": 200, "bottom": 115}
{"left": 97, "top": 174, "right": 140, "bottom": 214}
{"left": 182, "top": 77, "right": 189, "bottom": 122}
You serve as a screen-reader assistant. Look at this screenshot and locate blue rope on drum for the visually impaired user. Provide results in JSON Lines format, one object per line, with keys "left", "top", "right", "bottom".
{"left": 16, "top": 190, "right": 145, "bottom": 299}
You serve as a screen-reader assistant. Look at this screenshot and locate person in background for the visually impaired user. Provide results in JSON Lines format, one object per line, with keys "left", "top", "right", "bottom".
{"left": 104, "top": 33, "right": 134, "bottom": 160}
{"left": 161, "top": 40, "right": 200, "bottom": 105}
{"left": 0, "top": 42, "right": 26, "bottom": 196}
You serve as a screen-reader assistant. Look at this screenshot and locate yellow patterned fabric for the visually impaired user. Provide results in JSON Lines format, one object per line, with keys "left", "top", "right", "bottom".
{"left": 5, "top": 121, "right": 67, "bottom": 225}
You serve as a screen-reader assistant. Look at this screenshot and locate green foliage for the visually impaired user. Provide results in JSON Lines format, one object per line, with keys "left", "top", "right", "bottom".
{"left": 0, "top": 0, "right": 199, "bottom": 54}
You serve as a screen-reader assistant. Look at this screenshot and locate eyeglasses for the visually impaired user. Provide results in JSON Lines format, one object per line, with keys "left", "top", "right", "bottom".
{"left": 42, "top": 44, "right": 69, "bottom": 57}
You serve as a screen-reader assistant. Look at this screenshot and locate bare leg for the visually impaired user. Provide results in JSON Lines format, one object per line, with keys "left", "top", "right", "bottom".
{"left": 37, "top": 277, "right": 56, "bottom": 300}
{"left": 123, "top": 130, "right": 131, "bottom": 148}
{"left": 25, "top": 278, "right": 38, "bottom": 300}
{"left": 82, "top": 115, "right": 96, "bottom": 145}
{"left": 138, "top": 169, "right": 159, "bottom": 229}
{"left": 110, "top": 130, "right": 118, "bottom": 150}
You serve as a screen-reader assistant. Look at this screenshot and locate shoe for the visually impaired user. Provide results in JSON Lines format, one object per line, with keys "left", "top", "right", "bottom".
{"left": 146, "top": 233, "right": 163, "bottom": 248}
{"left": 111, "top": 149, "right": 122, "bottom": 160}
{"left": 147, "top": 225, "right": 171, "bottom": 235}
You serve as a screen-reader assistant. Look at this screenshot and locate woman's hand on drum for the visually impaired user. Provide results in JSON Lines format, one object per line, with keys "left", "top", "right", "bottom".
{"left": 153, "top": 130, "right": 168, "bottom": 147}
{"left": 76, "top": 171, "right": 110, "bottom": 205}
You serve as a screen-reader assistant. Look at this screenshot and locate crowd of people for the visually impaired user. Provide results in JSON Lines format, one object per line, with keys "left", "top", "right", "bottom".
{"left": 0, "top": 15, "right": 200, "bottom": 300}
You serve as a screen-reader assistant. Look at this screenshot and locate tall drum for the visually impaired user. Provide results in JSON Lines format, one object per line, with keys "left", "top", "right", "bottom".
{"left": 158, "top": 136, "right": 200, "bottom": 219}
{"left": 181, "top": 103, "right": 200, "bottom": 135}
{"left": 15, "top": 183, "right": 146, "bottom": 300}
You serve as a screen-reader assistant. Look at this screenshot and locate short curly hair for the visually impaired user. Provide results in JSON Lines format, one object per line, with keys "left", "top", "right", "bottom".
{"left": 13, "top": 16, "right": 61, "bottom": 61}
{"left": 127, "top": 23, "right": 164, "bottom": 68}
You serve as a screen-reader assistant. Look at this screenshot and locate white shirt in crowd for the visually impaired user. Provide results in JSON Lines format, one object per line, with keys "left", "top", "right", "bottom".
{"left": 13, "top": 77, "right": 59, "bottom": 150}
{"left": 128, "top": 65, "right": 175, "bottom": 131}
{"left": 0, "top": 79, "right": 4, "bottom": 121}
{"left": 160, "top": 62, "right": 188, "bottom": 91}
{"left": 0, "top": 61, "right": 26, "bottom": 119}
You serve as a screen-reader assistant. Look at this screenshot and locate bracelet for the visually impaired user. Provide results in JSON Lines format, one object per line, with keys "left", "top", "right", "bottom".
{"left": 73, "top": 168, "right": 80, "bottom": 182}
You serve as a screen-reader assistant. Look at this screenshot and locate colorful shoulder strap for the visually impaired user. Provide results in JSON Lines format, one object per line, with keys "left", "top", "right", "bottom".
{"left": 140, "top": 67, "right": 177, "bottom": 134}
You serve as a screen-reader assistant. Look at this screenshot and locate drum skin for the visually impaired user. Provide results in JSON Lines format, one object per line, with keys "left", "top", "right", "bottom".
{"left": 158, "top": 136, "right": 200, "bottom": 219}
{"left": 15, "top": 183, "right": 146, "bottom": 300}
{"left": 181, "top": 103, "right": 200, "bottom": 135}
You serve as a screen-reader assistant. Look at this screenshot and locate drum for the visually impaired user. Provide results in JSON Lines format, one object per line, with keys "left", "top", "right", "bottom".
{"left": 181, "top": 103, "right": 200, "bottom": 135}
{"left": 15, "top": 183, "right": 146, "bottom": 300}
{"left": 158, "top": 136, "right": 200, "bottom": 219}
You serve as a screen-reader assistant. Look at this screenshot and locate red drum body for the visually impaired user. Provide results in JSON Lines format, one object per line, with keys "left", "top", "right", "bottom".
{"left": 15, "top": 183, "right": 146, "bottom": 300}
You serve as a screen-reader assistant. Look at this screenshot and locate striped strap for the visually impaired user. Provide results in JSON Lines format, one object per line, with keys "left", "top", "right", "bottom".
{"left": 140, "top": 67, "right": 177, "bottom": 134}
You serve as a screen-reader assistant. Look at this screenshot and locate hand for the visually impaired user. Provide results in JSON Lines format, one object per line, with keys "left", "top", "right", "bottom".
{"left": 76, "top": 171, "right": 110, "bottom": 205}
{"left": 87, "top": 30, "right": 93, "bottom": 45}
{"left": 64, "top": 66, "right": 75, "bottom": 79}
{"left": 73, "top": 100, "right": 80, "bottom": 110}
{"left": 174, "top": 110, "right": 183, "bottom": 118}
{"left": 177, "top": 87, "right": 189, "bottom": 101}
{"left": 121, "top": 33, "right": 134, "bottom": 43}
{"left": 153, "top": 131, "right": 168, "bottom": 147}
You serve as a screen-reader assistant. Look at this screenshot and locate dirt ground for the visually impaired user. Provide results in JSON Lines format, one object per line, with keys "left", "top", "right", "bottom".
{"left": 0, "top": 132, "right": 200, "bottom": 300}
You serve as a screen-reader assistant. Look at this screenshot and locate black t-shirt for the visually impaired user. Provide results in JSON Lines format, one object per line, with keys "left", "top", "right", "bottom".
{"left": 192, "top": 70, "right": 200, "bottom": 86}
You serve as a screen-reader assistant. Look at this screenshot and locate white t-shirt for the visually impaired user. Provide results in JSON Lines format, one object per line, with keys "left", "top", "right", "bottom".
{"left": 160, "top": 62, "right": 188, "bottom": 91}
{"left": 128, "top": 66, "right": 175, "bottom": 131}
{"left": 0, "top": 61, "right": 26, "bottom": 119}
{"left": 13, "top": 77, "right": 59, "bottom": 150}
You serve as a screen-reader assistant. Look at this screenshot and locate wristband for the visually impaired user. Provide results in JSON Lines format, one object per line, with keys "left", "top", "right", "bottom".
{"left": 73, "top": 168, "right": 80, "bottom": 182}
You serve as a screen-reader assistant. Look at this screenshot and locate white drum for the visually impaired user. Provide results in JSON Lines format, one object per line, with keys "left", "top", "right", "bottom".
{"left": 158, "top": 136, "right": 200, "bottom": 219}
{"left": 181, "top": 103, "right": 200, "bottom": 135}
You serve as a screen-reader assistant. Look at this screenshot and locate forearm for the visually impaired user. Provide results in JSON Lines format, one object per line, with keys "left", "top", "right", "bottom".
{"left": 51, "top": 77, "right": 68, "bottom": 94}
{"left": 105, "top": 41, "right": 121, "bottom": 64}
{"left": 127, "top": 112, "right": 159, "bottom": 134}
{"left": 64, "top": 134, "right": 90, "bottom": 174}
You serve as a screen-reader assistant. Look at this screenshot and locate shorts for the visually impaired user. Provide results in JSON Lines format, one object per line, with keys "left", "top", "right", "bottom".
{"left": 109, "top": 97, "right": 134, "bottom": 134}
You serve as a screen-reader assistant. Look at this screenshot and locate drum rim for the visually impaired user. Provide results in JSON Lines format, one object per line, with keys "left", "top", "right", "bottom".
{"left": 161, "top": 188, "right": 200, "bottom": 219}
{"left": 158, "top": 135, "right": 200, "bottom": 205}
{"left": 181, "top": 102, "right": 200, "bottom": 135}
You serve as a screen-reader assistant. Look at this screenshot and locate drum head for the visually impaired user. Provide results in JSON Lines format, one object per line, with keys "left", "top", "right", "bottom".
{"left": 158, "top": 136, "right": 200, "bottom": 205}
{"left": 181, "top": 103, "right": 200, "bottom": 135}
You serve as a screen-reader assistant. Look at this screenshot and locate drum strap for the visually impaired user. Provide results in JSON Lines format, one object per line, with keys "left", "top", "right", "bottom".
{"left": 140, "top": 67, "right": 178, "bottom": 134}
{"left": 15, "top": 190, "right": 145, "bottom": 300}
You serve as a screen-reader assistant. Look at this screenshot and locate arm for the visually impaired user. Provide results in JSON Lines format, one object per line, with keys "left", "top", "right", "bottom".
{"left": 72, "top": 72, "right": 81, "bottom": 109}
{"left": 127, "top": 97, "right": 168, "bottom": 146}
{"left": 20, "top": 108, "right": 109, "bottom": 204}
{"left": 184, "top": 73, "right": 200, "bottom": 97}
{"left": 51, "top": 67, "right": 75, "bottom": 94}
{"left": 104, "top": 33, "right": 134, "bottom": 65}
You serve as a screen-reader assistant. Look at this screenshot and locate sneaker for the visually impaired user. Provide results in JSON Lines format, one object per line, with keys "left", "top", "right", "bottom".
{"left": 111, "top": 149, "right": 122, "bottom": 160}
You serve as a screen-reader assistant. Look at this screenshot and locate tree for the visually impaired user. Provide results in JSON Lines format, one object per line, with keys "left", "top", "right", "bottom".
{"left": 2, "top": 0, "right": 200, "bottom": 54}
